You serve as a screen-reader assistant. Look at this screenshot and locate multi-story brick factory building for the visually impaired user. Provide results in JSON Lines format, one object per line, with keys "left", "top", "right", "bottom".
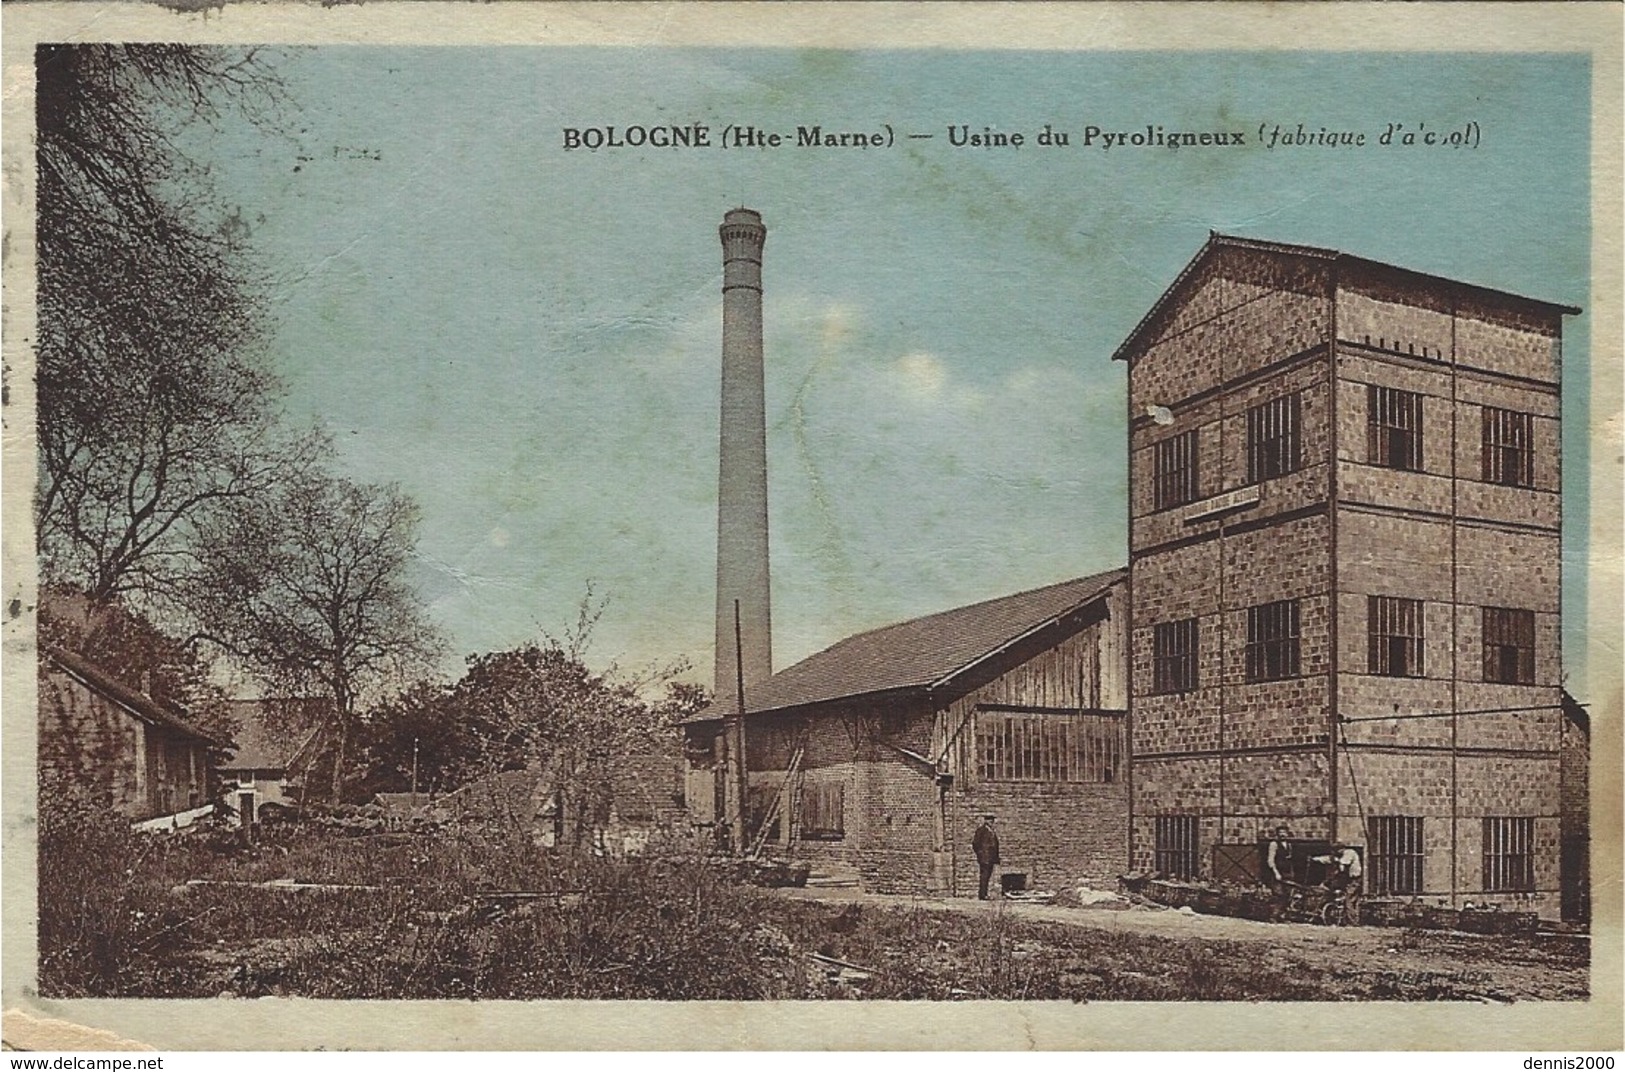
{"left": 686, "top": 217, "right": 1587, "bottom": 919}
{"left": 1118, "top": 233, "right": 1580, "bottom": 918}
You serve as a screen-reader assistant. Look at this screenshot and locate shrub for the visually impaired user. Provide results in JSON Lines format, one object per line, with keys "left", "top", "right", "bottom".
{"left": 37, "top": 783, "right": 171, "bottom": 995}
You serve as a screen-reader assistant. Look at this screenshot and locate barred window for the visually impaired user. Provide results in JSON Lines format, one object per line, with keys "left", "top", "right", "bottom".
{"left": 1367, "top": 816, "right": 1424, "bottom": 895}
{"left": 1368, "top": 385, "right": 1423, "bottom": 471}
{"left": 1369, "top": 596, "right": 1424, "bottom": 677}
{"left": 1153, "top": 430, "right": 1200, "bottom": 510}
{"left": 1482, "top": 407, "right": 1535, "bottom": 488}
{"left": 1483, "top": 816, "right": 1535, "bottom": 892}
{"left": 1152, "top": 618, "right": 1199, "bottom": 694}
{"left": 1246, "top": 392, "right": 1302, "bottom": 484}
{"left": 1245, "top": 599, "right": 1301, "bottom": 682}
{"left": 976, "top": 711, "right": 1120, "bottom": 783}
{"left": 1154, "top": 815, "right": 1200, "bottom": 879}
{"left": 1483, "top": 606, "right": 1536, "bottom": 684}
{"left": 799, "top": 782, "right": 844, "bottom": 841}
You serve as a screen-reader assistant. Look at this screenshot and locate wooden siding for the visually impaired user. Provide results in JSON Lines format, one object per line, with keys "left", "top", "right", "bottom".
{"left": 935, "top": 590, "right": 1128, "bottom": 783}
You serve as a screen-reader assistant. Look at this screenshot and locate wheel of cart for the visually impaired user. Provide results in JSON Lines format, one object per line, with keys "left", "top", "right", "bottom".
{"left": 1316, "top": 888, "right": 1361, "bottom": 926}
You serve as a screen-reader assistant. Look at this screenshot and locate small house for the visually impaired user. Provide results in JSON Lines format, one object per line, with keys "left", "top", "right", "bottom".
{"left": 38, "top": 644, "right": 219, "bottom": 828}
{"left": 218, "top": 698, "right": 323, "bottom": 824}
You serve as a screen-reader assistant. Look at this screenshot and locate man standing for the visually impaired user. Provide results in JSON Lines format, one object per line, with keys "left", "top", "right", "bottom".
{"left": 1266, "top": 826, "right": 1293, "bottom": 888}
{"left": 1266, "top": 826, "right": 1293, "bottom": 919}
{"left": 972, "top": 813, "right": 1000, "bottom": 900}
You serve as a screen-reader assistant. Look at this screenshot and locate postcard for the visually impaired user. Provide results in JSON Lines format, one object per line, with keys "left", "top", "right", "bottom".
{"left": 2, "top": 1, "right": 1620, "bottom": 1052}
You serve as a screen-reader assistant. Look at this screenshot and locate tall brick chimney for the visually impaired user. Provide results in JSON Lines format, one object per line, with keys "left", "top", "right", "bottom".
{"left": 715, "top": 208, "right": 773, "bottom": 699}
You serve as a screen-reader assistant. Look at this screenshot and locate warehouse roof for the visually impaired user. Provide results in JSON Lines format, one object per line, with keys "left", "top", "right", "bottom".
{"left": 697, "top": 567, "right": 1125, "bottom": 720}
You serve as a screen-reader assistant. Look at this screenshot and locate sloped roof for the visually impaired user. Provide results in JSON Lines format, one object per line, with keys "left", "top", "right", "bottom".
{"left": 1561, "top": 689, "right": 1589, "bottom": 736}
{"left": 220, "top": 699, "right": 323, "bottom": 771}
{"left": 41, "top": 644, "right": 222, "bottom": 745}
{"left": 1111, "top": 232, "right": 1582, "bottom": 364}
{"left": 699, "top": 568, "right": 1126, "bottom": 720}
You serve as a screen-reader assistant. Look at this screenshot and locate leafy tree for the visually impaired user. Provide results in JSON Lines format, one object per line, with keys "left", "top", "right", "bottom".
{"left": 187, "top": 473, "right": 441, "bottom": 802}
{"left": 353, "top": 681, "right": 467, "bottom": 801}
{"left": 419, "top": 603, "right": 699, "bottom": 848}
{"left": 34, "top": 43, "right": 317, "bottom": 605}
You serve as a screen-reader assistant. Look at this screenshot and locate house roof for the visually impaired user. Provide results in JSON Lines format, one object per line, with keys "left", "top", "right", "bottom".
{"left": 696, "top": 567, "right": 1126, "bottom": 721}
{"left": 41, "top": 644, "right": 222, "bottom": 746}
{"left": 219, "top": 699, "right": 323, "bottom": 771}
{"left": 1111, "top": 232, "right": 1583, "bottom": 364}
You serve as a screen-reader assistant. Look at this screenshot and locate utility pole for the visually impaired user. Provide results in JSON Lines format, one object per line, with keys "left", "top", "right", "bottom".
{"left": 732, "top": 600, "right": 750, "bottom": 854}
{"left": 410, "top": 736, "right": 419, "bottom": 809}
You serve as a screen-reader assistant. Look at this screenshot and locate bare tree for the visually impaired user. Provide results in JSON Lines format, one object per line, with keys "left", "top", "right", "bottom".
{"left": 34, "top": 44, "right": 316, "bottom": 605}
{"left": 188, "top": 473, "right": 442, "bottom": 802}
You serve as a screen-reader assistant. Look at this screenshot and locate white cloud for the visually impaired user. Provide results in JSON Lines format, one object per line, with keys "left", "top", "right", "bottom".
{"left": 895, "top": 352, "right": 947, "bottom": 396}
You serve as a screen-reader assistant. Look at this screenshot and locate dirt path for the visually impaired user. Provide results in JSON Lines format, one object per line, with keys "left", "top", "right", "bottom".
{"left": 782, "top": 885, "right": 1363, "bottom": 940}
{"left": 776, "top": 886, "right": 1589, "bottom": 1001}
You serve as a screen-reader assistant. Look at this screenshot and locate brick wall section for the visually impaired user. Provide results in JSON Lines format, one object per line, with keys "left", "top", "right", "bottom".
{"left": 1336, "top": 511, "right": 1452, "bottom": 599}
{"left": 1222, "top": 515, "right": 1329, "bottom": 607}
{"left": 952, "top": 780, "right": 1127, "bottom": 893}
{"left": 1560, "top": 711, "right": 1589, "bottom": 842}
{"left": 1454, "top": 299, "right": 1563, "bottom": 383}
{"left": 1455, "top": 527, "right": 1561, "bottom": 612}
{"left": 1128, "top": 249, "right": 1329, "bottom": 419}
{"left": 1336, "top": 289, "right": 1455, "bottom": 359}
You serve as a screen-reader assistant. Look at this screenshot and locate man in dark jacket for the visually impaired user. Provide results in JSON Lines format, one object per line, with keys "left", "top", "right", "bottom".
{"left": 972, "top": 814, "right": 1000, "bottom": 899}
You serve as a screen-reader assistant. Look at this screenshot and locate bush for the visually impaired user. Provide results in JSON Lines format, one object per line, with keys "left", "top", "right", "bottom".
{"left": 38, "top": 783, "right": 173, "bottom": 995}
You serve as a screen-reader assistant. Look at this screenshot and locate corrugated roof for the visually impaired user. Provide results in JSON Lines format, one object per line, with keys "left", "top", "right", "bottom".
{"left": 1111, "top": 232, "right": 1582, "bottom": 364}
{"left": 41, "top": 644, "right": 222, "bottom": 745}
{"left": 699, "top": 567, "right": 1126, "bottom": 720}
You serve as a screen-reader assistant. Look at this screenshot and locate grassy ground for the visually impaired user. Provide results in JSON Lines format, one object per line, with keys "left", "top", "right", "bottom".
{"left": 37, "top": 809, "right": 1588, "bottom": 1001}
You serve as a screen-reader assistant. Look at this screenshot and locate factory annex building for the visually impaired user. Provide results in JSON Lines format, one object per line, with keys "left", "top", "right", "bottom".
{"left": 688, "top": 570, "right": 1128, "bottom": 896}
{"left": 685, "top": 220, "right": 1584, "bottom": 919}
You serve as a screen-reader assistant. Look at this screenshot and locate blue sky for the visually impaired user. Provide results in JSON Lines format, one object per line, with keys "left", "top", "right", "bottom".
{"left": 194, "top": 48, "right": 1591, "bottom": 688}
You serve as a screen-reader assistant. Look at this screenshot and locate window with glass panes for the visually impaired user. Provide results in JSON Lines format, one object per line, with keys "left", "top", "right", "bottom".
{"left": 1482, "top": 607, "right": 1536, "bottom": 684}
{"left": 1152, "top": 618, "right": 1199, "bottom": 694}
{"left": 1154, "top": 815, "right": 1200, "bottom": 879}
{"left": 1246, "top": 392, "right": 1302, "bottom": 483}
{"left": 1482, "top": 407, "right": 1535, "bottom": 488}
{"left": 976, "top": 711, "right": 1120, "bottom": 784}
{"left": 1368, "top": 385, "right": 1423, "bottom": 471}
{"left": 1367, "top": 816, "right": 1424, "bottom": 895}
{"left": 1483, "top": 816, "right": 1535, "bottom": 892}
{"left": 1369, "top": 596, "right": 1423, "bottom": 677}
{"left": 1153, "top": 430, "right": 1200, "bottom": 510}
{"left": 1245, "top": 599, "right": 1301, "bottom": 682}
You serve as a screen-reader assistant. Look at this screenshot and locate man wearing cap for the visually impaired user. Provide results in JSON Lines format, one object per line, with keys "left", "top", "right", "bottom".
{"left": 972, "top": 813, "right": 1000, "bottom": 900}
